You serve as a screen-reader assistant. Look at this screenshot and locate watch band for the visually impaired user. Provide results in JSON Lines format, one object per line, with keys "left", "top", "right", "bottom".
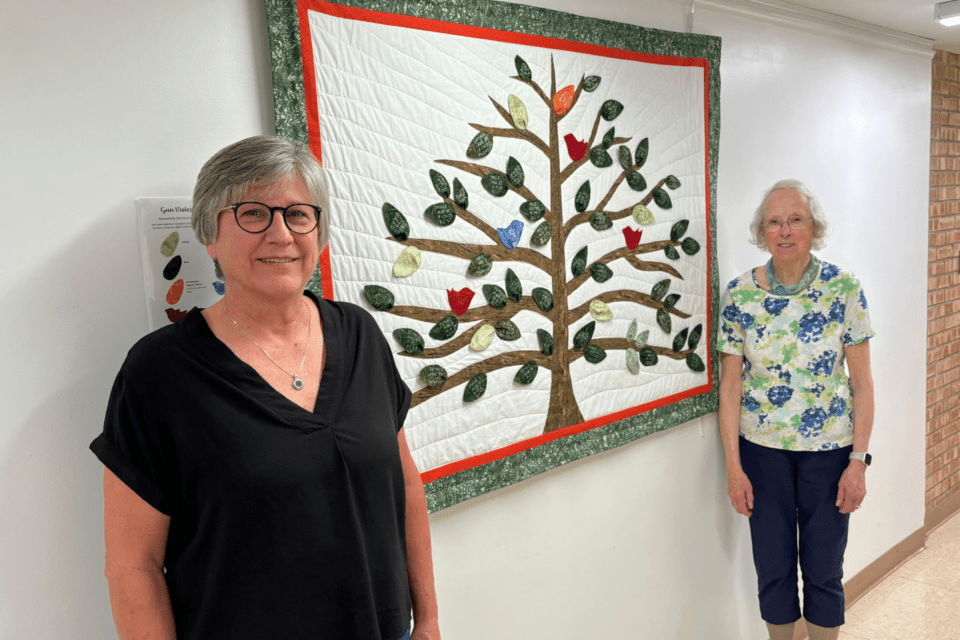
{"left": 849, "top": 451, "right": 872, "bottom": 466}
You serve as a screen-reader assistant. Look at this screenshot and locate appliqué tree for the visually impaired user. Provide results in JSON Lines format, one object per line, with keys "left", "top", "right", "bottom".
{"left": 364, "top": 55, "right": 705, "bottom": 434}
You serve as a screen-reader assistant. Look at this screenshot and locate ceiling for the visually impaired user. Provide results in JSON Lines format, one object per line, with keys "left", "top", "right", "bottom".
{"left": 767, "top": 0, "right": 959, "bottom": 47}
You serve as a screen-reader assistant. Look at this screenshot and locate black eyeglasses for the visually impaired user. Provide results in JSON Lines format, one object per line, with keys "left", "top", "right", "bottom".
{"left": 220, "top": 202, "right": 321, "bottom": 234}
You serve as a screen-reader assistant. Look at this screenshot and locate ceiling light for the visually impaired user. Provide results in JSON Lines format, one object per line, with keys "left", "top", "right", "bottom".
{"left": 937, "top": 0, "right": 960, "bottom": 26}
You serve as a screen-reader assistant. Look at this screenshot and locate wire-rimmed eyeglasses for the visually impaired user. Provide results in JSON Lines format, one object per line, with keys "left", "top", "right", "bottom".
{"left": 220, "top": 202, "right": 321, "bottom": 234}
{"left": 764, "top": 215, "right": 810, "bottom": 233}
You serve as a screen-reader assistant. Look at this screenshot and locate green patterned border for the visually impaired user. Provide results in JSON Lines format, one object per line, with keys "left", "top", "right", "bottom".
{"left": 265, "top": 0, "right": 721, "bottom": 512}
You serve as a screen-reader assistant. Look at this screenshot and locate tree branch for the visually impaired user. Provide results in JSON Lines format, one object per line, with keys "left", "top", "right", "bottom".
{"left": 435, "top": 159, "right": 548, "bottom": 215}
{"left": 387, "top": 295, "right": 550, "bottom": 326}
{"left": 566, "top": 289, "right": 692, "bottom": 325}
{"left": 482, "top": 97, "right": 550, "bottom": 155}
{"left": 388, "top": 236, "right": 551, "bottom": 273}
{"left": 562, "top": 177, "right": 669, "bottom": 237}
{"left": 625, "top": 254, "right": 683, "bottom": 279}
{"left": 569, "top": 338, "right": 694, "bottom": 363}
{"left": 510, "top": 75, "right": 551, "bottom": 108}
{"left": 410, "top": 349, "right": 554, "bottom": 407}
{"left": 565, "top": 242, "right": 684, "bottom": 295}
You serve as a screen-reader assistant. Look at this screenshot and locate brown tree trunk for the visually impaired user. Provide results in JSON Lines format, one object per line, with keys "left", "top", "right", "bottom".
{"left": 542, "top": 62, "right": 584, "bottom": 434}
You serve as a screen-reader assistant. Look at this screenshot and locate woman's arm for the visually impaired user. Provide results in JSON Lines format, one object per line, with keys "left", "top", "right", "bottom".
{"left": 103, "top": 468, "right": 176, "bottom": 640}
{"left": 398, "top": 428, "right": 441, "bottom": 640}
{"left": 719, "top": 353, "right": 753, "bottom": 516}
{"left": 836, "top": 340, "right": 874, "bottom": 514}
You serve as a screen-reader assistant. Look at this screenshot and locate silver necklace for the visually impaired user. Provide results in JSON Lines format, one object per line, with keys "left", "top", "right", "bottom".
{"left": 223, "top": 298, "right": 311, "bottom": 390}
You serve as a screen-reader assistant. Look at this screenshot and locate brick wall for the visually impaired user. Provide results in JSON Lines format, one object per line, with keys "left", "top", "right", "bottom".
{"left": 928, "top": 50, "right": 960, "bottom": 512}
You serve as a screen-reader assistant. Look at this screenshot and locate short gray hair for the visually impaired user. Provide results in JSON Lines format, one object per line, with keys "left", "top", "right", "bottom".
{"left": 749, "top": 179, "right": 829, "bottom": 251}
{"left": 192, "top": 135, "right": 331, "bottom": 279}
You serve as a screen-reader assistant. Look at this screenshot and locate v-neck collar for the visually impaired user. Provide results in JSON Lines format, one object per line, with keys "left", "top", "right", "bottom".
{"left": 179, "top": 291, "right": 342, "bottom": 431}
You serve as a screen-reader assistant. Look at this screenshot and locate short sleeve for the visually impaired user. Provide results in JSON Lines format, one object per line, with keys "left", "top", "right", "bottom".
{"left": 842, "top": 277, "right": 875, "bottom": 346}
{"left": 392, "top": 360, "right": 412, "bottom": 433}
{"left": 90, "top": 368, "right": 177, "bottom": 515}
{"left": 716, "top": 286, "right": 745, "bottom": 355}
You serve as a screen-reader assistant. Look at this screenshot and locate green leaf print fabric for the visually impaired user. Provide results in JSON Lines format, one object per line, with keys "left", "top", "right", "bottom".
{"left": 716, "top": 260, "right": 874, "bottom": 451}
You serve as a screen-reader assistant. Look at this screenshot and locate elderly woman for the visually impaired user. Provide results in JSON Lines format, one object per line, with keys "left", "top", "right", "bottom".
{"left": 90, "top": 136, "right": 440, "bottom": 640}
{"left": 717, "top": 180, "right": 874, "bottom": 640}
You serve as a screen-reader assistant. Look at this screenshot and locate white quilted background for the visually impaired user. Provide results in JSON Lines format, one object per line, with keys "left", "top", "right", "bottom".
{"left": 308, "top": 9, "right": 708, "bottom": 472}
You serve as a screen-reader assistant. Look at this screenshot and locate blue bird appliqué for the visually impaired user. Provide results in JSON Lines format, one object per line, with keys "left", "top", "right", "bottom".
{"left": 497, "top": 220, "right": 524, "bottom": 249}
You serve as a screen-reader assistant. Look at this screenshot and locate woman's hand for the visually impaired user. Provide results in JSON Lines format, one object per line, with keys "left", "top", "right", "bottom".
{"left": 411, "top": 618, "right": 442, "bottom": 640}
{"left": 727, "top": 467, "right": 754, "bottom": 517}
{"left": 836, "top": 461, "right": 867, "bottom": 514}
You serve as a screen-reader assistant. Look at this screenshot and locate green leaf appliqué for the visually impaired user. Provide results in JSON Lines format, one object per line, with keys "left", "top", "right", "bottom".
{"left": 482, "top": 284, "right": 507, "bottom": 309}
{"left": 681, "top": 238, "right": 701, "bottom": 255}
{"left": 429, "top": 315, "right": 458, "bottom": 340}
{"left": 505, "top": 268, "right": 522, "bottom": 303}
{"left": 532, "top": 287, "right": 554, "bottom": 312}
{"left": 583, "top": 343, "right": 607, "bottom": 363}
{"left": 531, "top": 221, "right": 552, "bottom": 247}
{"left": 537, "top": 329, "right": 554, "bottom": 356}
{"left": 467, "top": 253, "right": 493, "bottom": 277}
{"left": 601, "top": 100, "right": 624, "bottom": 121}
{"left": 652, "top": 188, "right": 673, "bottom": 209}
{"left": 495, "top": 319, "right": 521, "bottom": 341}
{"left": 364, "top": 285, "right": 394, "bottom": 311}
{"left": 382, "top": 203, "right": 409, "bottom": 241}
{"left": 463, "top": 373, "right": 487, "bottom": 402}
{"left": 590, "top": 263, "right": 613, "bottom": 283}
{"left": 656, "top": 308, "right": 672, "bottom": 333}
{"left": 467, "top": 131, "right": 493, "bottom": 158}
{"left": 670, "top": 220, "right": 689, "bottom": 242}
{"left": 688, "top": 324, "right": 703, "bottom": 350}
{"left": 635, "top": 138, "right": 649, "bottom": 168}
{"left": 651, "top": 279, "right": 670, "bottom": 301}
{"left": 573, "top": 321, "right": 595, "bottom": 349}
{"left": 686, "top": 352, "right": 706, "bottom": 372}
{"left": 419, "top": 365, "right": 448, "bottom": 389}
{"left": 589, "top": 210, "right": 612, "bottom": 231}
{"left": 506, "top": 157, "right": 524, "bottom": 189}
{"left": 452, "top": 178, "right": 469, "bottom": 209}
{"left": 514, "top": 361, "right": 539, "bottom": 385}
{"left": 575, "top": 181, "right": 591, "bottom": 213}
{"left": 424, "top": 202, "right": 456, "bottom": 226}
{"left": 572, "top": 247, "right": 588, "bottom": 277}
{"left": 481, "top": 172, "right": 510, "bottom": 197}
{"left": 589, "top": 146, "right": 613, "bottom": 168}
{"left": 519, "top": 199, "right": 545, "bottom": 222}
{"left": 429, "top": 169, "right": 450, "bottom": 198}
{"left": 672, "top": 328, "right": 689, "bottom": 352}
{"left": 393, "top": 328, "right": 424, "bottom": 355}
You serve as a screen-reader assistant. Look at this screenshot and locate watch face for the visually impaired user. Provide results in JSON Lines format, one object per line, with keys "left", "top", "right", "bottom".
{"left": 864, "top": 453, "right": 872, "bottom": 466}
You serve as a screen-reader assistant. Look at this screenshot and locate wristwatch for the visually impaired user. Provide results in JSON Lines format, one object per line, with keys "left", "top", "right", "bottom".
{"left": 849, "top": 451, "right": 872, "bottom": 466}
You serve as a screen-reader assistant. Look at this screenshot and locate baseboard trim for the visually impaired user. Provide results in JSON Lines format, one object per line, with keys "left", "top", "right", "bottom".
{"left": 925, "top": 487, "right": 960, "bottom": 534}
{"left": 790, "top": 525, "right": 928, "bottom": 640}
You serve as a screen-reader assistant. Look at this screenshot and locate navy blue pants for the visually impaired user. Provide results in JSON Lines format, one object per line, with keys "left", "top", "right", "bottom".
{"left": 740, "top": 438, "right": 851, "bottom": 627}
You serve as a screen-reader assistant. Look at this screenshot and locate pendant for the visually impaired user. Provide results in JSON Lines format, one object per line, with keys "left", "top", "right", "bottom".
{"left": 292, "top": 376, "right": 304, "bottom": 390}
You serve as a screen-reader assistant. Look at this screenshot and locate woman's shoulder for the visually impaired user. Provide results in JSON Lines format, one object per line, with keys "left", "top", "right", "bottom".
{"left": 309, "top": 291, "right": 385, "bottom": 337}
{"left": 724, "top": 267, "right": 760, "bottom": 293}
{"left": 119, "top": 308, "right": 206, "bottom": 380}
{"left": 816, "top": 260, "right": 864, "bottom": 289}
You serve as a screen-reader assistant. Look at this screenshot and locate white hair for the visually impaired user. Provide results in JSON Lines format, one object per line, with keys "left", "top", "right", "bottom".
{"left": 748, "top": 179, "right": 829, "bottom": 251}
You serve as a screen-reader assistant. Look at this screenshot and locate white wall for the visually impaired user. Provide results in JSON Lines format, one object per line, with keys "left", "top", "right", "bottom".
{"left": 0, "top": 1, "right": 928, "bottom": 639}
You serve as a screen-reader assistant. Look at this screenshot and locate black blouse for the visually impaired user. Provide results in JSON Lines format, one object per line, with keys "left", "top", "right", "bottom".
{"left": 91, "top": 292, "right": 412, "bottom": 639}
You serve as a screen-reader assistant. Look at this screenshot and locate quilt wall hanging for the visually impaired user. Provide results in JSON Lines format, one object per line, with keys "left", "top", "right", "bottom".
{"left": 266, "top": 0, "right": 721, "bottom": 512}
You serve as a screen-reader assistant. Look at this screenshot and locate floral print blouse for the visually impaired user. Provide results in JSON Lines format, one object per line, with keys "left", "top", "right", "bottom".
{"left": 716, "top": 260, "right": 874, "bottom": 451}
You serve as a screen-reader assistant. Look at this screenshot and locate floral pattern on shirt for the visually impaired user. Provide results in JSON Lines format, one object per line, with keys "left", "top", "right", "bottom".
{"left": 716, "top": 260, "right": 874, "bottom": 451}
